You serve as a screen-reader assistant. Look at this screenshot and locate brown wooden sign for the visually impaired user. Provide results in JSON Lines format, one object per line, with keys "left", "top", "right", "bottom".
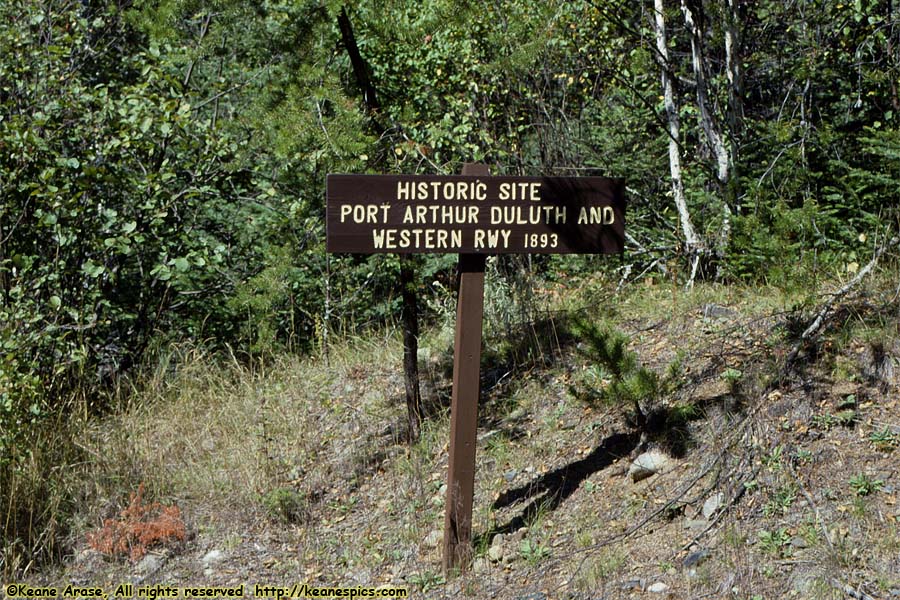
{"left": 326, "top": 174, "right": 625, "bottom": 254}
{"left": 325, "top": 166, "right": 625, "bottom": 575}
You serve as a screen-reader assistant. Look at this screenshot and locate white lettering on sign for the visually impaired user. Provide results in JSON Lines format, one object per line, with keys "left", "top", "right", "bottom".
{"left": 489, "top": 205, "right": 566, "bottom": 225}
{"left": 473, "top": 229, "right": 511, "bottom": 249}
{"left": 372, "top": 228, "right": 463, "bottom": 250}
{"left": 340, "top": 204, "right": 390, "bottom": 223}
{"left": 396, "top": 180, "right": 488, "bottom": 202}
{"left": 498, "top": 182, "right": 541, "bottom": 201}
{"left": 576, "top": 206, "right": 616, "bottom": 225}
{"left": 402, "top": 205, "right": 480, "bottom": 224}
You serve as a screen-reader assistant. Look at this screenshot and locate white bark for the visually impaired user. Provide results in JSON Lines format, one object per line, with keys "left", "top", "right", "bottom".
{"left": 653, "top": 0, "right": 700, "bottom": 254}
{"left": 681, "top": 0, "right": 730, "bottom": 185}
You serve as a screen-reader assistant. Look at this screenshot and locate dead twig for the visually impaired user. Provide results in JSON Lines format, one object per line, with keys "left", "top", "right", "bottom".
{"left": 784, "top": 236, "right": 899, "bottom": 370}
{"left": 829, "top": 579, "right": 878, "bottom": 600}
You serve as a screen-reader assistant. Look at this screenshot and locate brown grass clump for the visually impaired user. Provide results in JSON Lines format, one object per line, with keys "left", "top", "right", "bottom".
{"left": 86, "top": 483, "right": 185, "bottom": 561}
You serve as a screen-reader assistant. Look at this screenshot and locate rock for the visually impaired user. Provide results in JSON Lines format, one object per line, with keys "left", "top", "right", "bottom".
{"left": 790, "top": 536, "right": 809, "bottom": 550}
{"left": 694, "top": 379, "right": 731, "bottom": 403}
{"left": 619, "top": 579, "right": 644, "bottom": 591}
{"left": 628, "top": 450, "right": 674, "bottom": 482}
{"left": 473, "top": 557, "right": 490, "bottom": 574}
{"left": 424, "top": 529, "right": 442, "bottom": 548}
{"left": 701, "top": 492, "right": 725, "bottom": 519}
{"left": 503, "top": 469, "right": 518, "bottom": 482}
{"left": 136, "top": 553, "right": 164, "bottom": 575}
{"left": 487, "top": 544, "right": 504, "bottom": 562}
{"left": 516, "top": 594, "right": 547, "bottom": 600}
{"left": 702, "top": 303, "right": 735, "bottom": 319}
{"left": 682, "top": 549, "right": 710, "bottom": 568}
{"left": 74, "top": 548, "right": 103, "bottom": 567}
{"left": 202, "top": 549, "right": 224, "bottom": 568}
{"left": 683, "top": 519, "right": 707, "bottom": 533}
{"left": 647, "top": 582, "right": 670, "bottom": 593}
{"left": 509, "top": 527, "right": 528, "bottom": 544}
{"left": 790, "top": 571, "right": 817, "bottom": 595}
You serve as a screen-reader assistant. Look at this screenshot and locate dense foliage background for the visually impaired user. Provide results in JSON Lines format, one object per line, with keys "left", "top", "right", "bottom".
{"left": 1, "top": 0, "right": 898, "bottom": 574}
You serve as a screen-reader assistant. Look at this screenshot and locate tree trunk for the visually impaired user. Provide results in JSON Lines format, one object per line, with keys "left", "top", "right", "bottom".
{"left": 722, "top": 0, "right": 743, "bottom": 259}
{"left": 0, "top": 214, "right": 7, "bottom": 306}
{"left": 652, "top": 0, "right": 702, "bottom": 275}
{"left": 681, "top": 0, "right": 730, "bottom": 186}
{"left": 337, "top": 7, "right": 421, "bottom": 442}
{"left": 682, "top": 0, "right": 737, "bottom": 267}
{"left": 400, "top": 255, "right": 422, "bottom": 443}
{"left": 888, "top": 0, "right": 900, "bottom": 110}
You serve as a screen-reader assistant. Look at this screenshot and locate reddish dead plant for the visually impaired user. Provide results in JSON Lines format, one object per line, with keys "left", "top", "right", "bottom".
{"left": 87, "top": 483, "right": 185, "bottom": 561}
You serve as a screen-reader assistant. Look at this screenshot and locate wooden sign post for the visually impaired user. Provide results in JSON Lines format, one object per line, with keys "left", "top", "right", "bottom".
{"left": 442, "top": 163, "right": 489, "bottom": 570}
{"left": 326, "top": 165, "right": 625, "bottom": 573}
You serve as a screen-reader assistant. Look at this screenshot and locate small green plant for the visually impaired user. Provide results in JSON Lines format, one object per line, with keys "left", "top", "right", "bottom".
{"left": 407, "top": 571, "right": 445, "bottom": 593}
{"left": 577, "top": 549, "right": 626, "bottom": 589}
{"left": 721, "top": 367, "right": 743, "bottom": 391}
{"left": 519, "top": 539, "right": 551, "bottom": 564}
{"left": 869, "top": 427, "right": 898, "bottom": 450}
{"left": 569, "top": 318, "right": 675, "bottom": 426}
{"left": 764, "top": 484, "right": 798, "bottom": 517}
{"left": 794, "top": 448, "right": 813, "bottom": 463}
{"left": 261, "top": 487, "right": 307, "bottom": 524}
{"left": 812, "top": 412, "right": 837, "bottom": 430}
{"left": 758, "top": 527, "right": 792, "bottom": 557}
{"left": 762, "top": 445, "right": 784, "bottom": 470}
{"left": 834, "top": 409, "right": 857, "bottom": 426}
{"left": 849, "top": 473, "right": 884, "bottom": 497}
{"left": 836, "top": 394, "right": 857, "bottom": 410}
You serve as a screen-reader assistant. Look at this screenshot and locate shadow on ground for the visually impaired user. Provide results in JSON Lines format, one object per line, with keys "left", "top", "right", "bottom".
{"left": 476, "top": 430, "right": 641, "bottom": 545}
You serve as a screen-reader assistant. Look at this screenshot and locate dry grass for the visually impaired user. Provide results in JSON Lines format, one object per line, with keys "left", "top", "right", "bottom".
{"left": 18, "top": 275, "right": 900, "bottom": 599}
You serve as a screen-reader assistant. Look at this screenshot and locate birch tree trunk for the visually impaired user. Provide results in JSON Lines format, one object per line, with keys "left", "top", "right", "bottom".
{"left": 681, "top": 0, "right": 730, "bottom": 185}
{"left": 681, "top": 0, "right": 736, "bottom": 264}
{"left": 653, "top": 0, "right": 702, "bottom": 276}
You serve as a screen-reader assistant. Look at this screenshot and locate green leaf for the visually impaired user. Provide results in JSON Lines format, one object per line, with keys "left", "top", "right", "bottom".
{"left": 173, "top": 257, "right": 190, "bottom": 272}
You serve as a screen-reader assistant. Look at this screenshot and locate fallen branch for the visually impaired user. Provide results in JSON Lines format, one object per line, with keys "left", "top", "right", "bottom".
{"left": 784, "top": 236, "right": 899, "bottom": 370}
{"left": 829, "top": 579, "right": 878, "bottom": 600}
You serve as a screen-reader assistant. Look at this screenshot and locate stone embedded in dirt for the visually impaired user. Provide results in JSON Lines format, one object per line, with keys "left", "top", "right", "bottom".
{"left": 424, "top": 529, "right": 442, "bottom": 548}
{"left": 694, "top": 379, "right": 731, "bottom": 403}
{"left": 135, "top": 553, "right": 165, "bottom": 576}
{"left": 683, "top": 518, "right": 708, "bottom": 533}
{"left": 473, "top": 557, "right": 490, "bottom": 574}
{"left": 487, "top": 544, "right": 504, "bottom": 562}
{"left": 619, "top": 579, "right": 645, "bottom": 591}
{"left": 648, "top": 582, "right": 670, "bottom": 593}
{"left": 790, "top": 536, "right": 809, "bottom": 549}
{"left": 682, "top": 548, "right": 710, "bottom": 568}
{"left": 701, "top": 492, "right": 725, "bottom": 519}
{"left": 628, "top": 450, "right": 674, "bottom": 482}
{"left": 702, "top": 303, "right": 736, "bottom": 319}
{"left": 509, "top": 527, "right": 527, "bottom": 544}
{"left": 201, "top": 549, "right": 224, "bottom": 569}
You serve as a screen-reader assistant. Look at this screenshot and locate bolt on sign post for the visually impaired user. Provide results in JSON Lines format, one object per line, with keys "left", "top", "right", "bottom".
{"left": 326, "top": 164, "right": 625, "bottom": 573}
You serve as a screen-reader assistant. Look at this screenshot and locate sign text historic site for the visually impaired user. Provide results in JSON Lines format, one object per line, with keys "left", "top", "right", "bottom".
{"left": 327, "top": 174, "right": 625, "bottom": 254}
